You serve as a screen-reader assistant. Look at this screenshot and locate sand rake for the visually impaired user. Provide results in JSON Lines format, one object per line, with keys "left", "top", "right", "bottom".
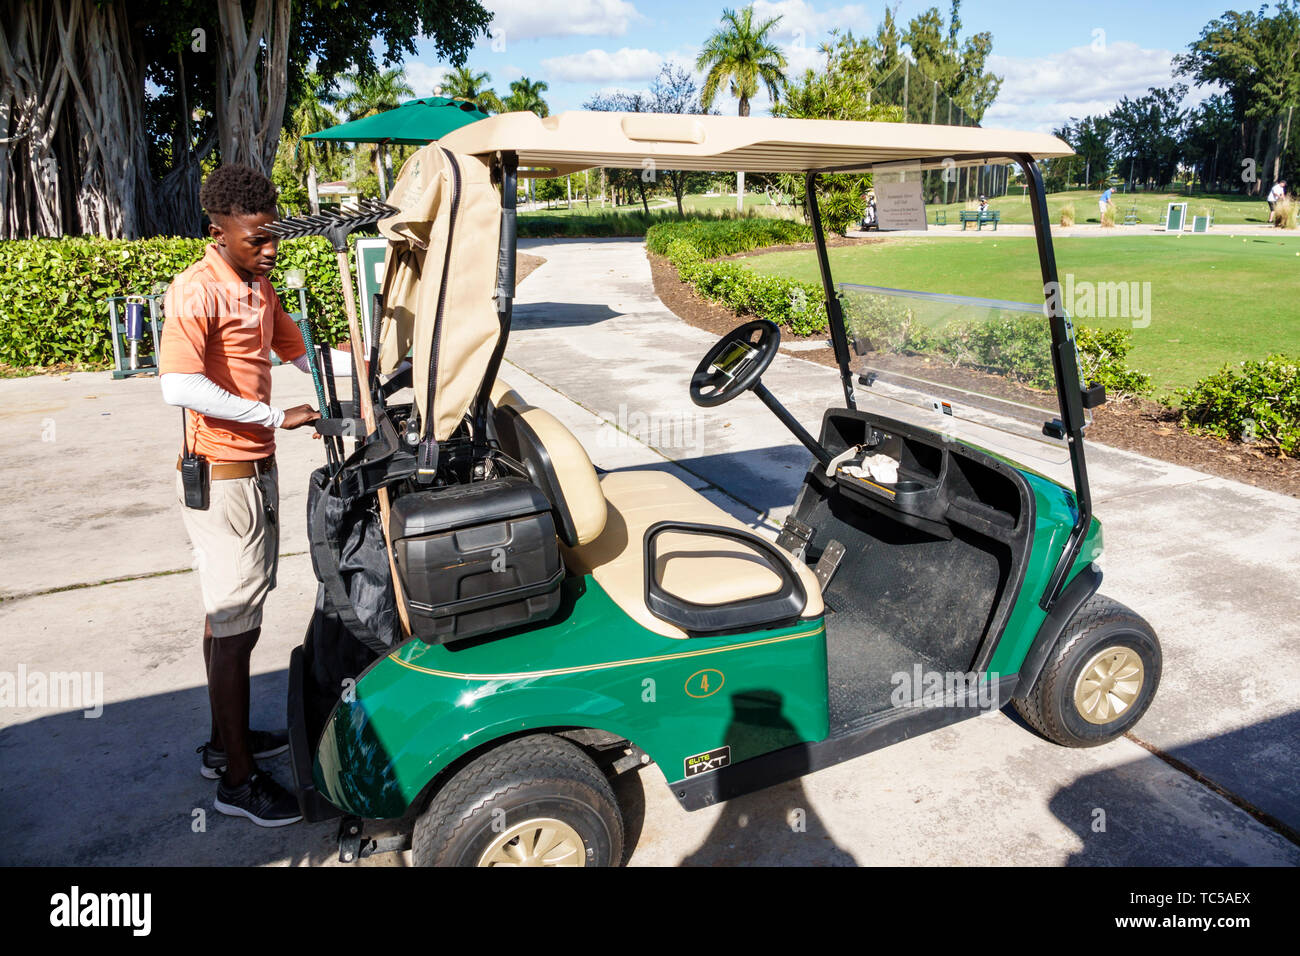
{"left": 265, "top": 197, "right": 412, "bottom": 635}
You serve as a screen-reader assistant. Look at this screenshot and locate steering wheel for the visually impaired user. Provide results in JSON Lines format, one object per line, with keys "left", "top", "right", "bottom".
{"left": 689, "top": 319, "right": 781, "bottom": 408}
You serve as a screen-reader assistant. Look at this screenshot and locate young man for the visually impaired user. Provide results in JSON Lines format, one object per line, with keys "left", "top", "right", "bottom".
{"left": 160, "top": 164, "right": 338, "bottom": 826}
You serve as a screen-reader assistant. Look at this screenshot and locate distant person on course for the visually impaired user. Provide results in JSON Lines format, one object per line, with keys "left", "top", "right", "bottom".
{"left": 1098, "top": 187, "right": 1113, "bottom": 220}
{"left": 1268, "top": 180, "right": 1286, "bottom": 223}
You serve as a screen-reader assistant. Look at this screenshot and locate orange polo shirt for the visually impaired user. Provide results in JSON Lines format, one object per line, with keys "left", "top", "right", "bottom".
{"left": 160, "top": 244, "right": 307, "bottom": 461}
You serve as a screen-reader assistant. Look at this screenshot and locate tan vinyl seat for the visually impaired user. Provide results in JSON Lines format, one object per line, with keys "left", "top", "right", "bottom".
{"left": 491, "top": 378, "right": 822, "bottom": 638}
{"left": 565, "top": 470, "right": 824, "bottom": 639}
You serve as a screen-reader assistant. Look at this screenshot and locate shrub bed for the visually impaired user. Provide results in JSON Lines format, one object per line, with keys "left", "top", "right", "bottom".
{"left": 0, "top": 235, "right": 354, "bottom": 368}
{"left": 1176, "top": 354, "right": 1299, "bottom": 455}
{"left": 648, "top": 219, "right": 827, "bottom": 335}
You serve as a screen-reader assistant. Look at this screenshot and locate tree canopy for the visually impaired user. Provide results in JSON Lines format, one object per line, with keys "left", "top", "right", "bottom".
{"left": 1, "top": 0, "right": 493, "bottom": 238}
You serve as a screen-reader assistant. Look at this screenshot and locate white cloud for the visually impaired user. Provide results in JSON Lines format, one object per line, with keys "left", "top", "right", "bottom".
{"left": 484, "top": 0, "right": 642, "bottom": 42}
{"left": 541, "top": 47, "right": 664, "bottom": 83}
{"left": 983, "top": 42, "right": 1181, "bottom": 132}
{"left": 750, "top": 0, "right": 873, "bottom": 46}
{"left": 403, "top": 62, "right": 451, "bottom": 98}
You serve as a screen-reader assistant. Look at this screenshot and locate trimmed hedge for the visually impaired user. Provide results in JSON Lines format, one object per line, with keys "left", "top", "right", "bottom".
{"left": 646, "top": 216, "right": 811, "bottom": 258}
{"left": 649, "top": 218, "right": 827, "bottom": 335}
{"left": 0, "top": 236, "right": 355, "bottom": 368}
{"left": 518, "top": 211, "right": 680, "bottom": 238}
{"left": 1176, "top": 354, "right": 1299, "bottom": 455}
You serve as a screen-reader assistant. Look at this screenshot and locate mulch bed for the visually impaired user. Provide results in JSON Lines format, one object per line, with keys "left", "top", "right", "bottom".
{"left": 647, "top": 249, "right": 1299, "bottom": 497}
{"left": 516, "top": 251, "right": 546, "bottom": 286}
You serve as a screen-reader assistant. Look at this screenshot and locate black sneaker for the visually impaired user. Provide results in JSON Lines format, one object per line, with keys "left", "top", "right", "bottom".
{"left": 198, "top": 729, "right": 290, "bottom": 779}
{"left": 214, "top": 769, "right": 303, "bottom": 827}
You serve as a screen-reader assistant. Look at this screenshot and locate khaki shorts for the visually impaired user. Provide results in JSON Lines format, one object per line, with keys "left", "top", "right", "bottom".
{"left": 176, "top": 465, "right": 279, "bottom": 637}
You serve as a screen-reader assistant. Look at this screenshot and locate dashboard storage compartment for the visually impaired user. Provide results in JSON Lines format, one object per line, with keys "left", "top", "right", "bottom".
{"left": 391, "top": 477, "right": 564, "bottom": 644}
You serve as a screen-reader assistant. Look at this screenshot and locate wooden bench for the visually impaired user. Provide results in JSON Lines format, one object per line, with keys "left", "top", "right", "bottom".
{"left": 959, "top": 209, "right": 1000, "bottom": 230}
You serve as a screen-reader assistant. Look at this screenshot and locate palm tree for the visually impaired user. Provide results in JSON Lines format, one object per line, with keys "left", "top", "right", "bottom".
{"left": 504, "top": 77, "right": 550, "bottom": 117}
{"left": 439, "top": 66, "right": 504, "bottom": 114}
{"left": 290, "top": 72, "right": 339, "bottom": 213}
{"left": 697, "top": 6, "right": 788, "bottom": 209}
{"left": 330, "top": 67, "right": 414, "bottom": 198}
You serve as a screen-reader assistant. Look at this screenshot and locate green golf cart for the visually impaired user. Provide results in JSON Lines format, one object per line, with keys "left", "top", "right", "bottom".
{"left": 287, "top": 112, "right": 1161, "bottom": 867}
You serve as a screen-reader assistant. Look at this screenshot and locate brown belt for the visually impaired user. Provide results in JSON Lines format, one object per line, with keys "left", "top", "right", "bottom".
{"left": 176, "top": 454, "right": 276, "bottom": 480}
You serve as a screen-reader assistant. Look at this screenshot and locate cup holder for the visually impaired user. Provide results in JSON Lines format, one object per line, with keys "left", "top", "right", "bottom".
{"left": 893, "top": 480, "right": 924, "bottom": 492}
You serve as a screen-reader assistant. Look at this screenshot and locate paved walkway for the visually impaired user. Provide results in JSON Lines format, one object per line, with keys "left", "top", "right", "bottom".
{"left": 0, "top": 236, "right": 1295, "bottom": 866}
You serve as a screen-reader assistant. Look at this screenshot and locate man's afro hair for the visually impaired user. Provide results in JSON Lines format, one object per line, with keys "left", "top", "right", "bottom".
{"left": 199, "top": 164, "right": 279, "bottom": 219}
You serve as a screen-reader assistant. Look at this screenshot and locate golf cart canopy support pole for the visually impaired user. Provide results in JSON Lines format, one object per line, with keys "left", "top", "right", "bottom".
{"left": 472, "top": 151, "right": 519, "bottom": 445}
{"left": 1020, "top": 153, "right": 1094, "bottom": 611}
{"left": 805, "top": 171, "right": 857, "bottom": 411}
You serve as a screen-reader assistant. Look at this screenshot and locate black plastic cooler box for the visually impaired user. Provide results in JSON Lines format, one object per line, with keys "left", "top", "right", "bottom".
{"left": 390, "top": 476, "right": 564, "bottom": 644}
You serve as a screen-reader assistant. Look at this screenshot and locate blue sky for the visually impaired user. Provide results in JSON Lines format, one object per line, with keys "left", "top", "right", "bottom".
{"left": 399, "top": 0, "right": 1236, "bottom": 131}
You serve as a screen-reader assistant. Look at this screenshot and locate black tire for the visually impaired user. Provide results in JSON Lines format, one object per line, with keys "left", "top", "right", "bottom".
{"left": 1012, "top": 594, "right": 1161, "bottom": 747}
{"left": 411, "top": 734, "right": 624, "bottom": 867}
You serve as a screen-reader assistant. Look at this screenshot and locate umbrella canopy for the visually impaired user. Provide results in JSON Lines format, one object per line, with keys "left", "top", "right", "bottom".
{"left": 304, "top": 96, "right": 489, "bottom": 145}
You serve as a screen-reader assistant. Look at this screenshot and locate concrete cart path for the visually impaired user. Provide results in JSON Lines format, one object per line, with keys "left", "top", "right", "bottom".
{"left": 0, "top": 236, "right": 1295, "bottom": 866}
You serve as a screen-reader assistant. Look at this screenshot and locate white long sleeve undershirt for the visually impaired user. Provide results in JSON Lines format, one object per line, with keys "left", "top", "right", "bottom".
{"left": 160, "top": 348, "right": 355, "bottom": 428}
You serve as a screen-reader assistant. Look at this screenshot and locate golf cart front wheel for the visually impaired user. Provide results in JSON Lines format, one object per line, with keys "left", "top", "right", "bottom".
{"left": 1012, "top": 594, "right": 1161, "bottom": 747}
{"left": 412, "top": 734, "right": 624, "bottom": 867}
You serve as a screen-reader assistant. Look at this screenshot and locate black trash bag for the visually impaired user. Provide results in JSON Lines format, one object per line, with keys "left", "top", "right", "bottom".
{"left": 306, "top": 465, "right": 401, "bottom": 655}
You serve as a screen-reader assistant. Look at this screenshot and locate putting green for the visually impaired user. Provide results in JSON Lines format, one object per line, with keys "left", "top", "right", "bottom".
{"left": 740, "top": 234, "right": 1300, "bottom": 392}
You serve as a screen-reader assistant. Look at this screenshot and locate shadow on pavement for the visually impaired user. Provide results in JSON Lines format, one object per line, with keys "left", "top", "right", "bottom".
{"left": 1046, "top": 713, "right": 1300, "bottom": 866}
{"left": 510, "top": 303, "right": 622, "bottom": 330}
{"left": 0, "top": 670, "right": 350, "bottom": 866}
{"left": 678, "top": 691, "right": 855, "bottom": 866}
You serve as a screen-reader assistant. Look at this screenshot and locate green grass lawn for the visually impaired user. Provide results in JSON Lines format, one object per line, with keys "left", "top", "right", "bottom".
{"left": 926, "top": 190, "right": 1272, "bottom": 228}
{"left": 742, "top": 234, "right": 1300, "bottom": 392}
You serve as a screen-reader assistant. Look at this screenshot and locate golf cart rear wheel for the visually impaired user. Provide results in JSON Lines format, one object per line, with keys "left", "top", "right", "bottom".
{"left": 1012, "top": 594, "right": 1161, "bottom": 747}
{"left": 412, "top": 734, "right": 624, "bottom": 867}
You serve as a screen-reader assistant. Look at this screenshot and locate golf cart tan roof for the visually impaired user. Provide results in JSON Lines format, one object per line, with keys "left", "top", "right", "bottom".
{"left": 437, "top": 110, "right": 1073, "bottom": 177}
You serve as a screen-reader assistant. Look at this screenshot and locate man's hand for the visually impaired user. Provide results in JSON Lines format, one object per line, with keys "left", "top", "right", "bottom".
{"left": 280, "top": 404, "right": 320, "bottom": 430}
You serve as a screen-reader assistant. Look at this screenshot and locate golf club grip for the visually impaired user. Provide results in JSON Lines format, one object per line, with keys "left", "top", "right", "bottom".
{"left": 369, "top": 291, "right": 383, "bottom": 397}
{"left": 296, "top": 318, "right": 329, "bottom": 416}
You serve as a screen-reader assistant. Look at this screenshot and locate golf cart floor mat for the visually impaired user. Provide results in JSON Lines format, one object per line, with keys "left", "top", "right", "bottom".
{"left": 805, "top": 486, "right": 1013, "bottom": 731}
{"left": 824, "top": 605, "right": 948, "bottom": 733}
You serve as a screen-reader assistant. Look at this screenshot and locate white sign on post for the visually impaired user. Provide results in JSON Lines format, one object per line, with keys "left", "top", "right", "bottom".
{"left": 874, "top": 181, "right": 928, "bottom": 231}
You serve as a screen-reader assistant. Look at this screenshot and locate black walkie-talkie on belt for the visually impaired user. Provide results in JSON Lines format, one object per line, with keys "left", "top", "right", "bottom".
{"left": 180, "top": 408, "right": 210, "bottom": 510}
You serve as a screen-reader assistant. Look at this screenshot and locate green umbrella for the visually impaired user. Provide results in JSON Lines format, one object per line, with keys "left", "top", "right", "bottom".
{"left": 305, "top": 96, "right": 489, "bottom": 145}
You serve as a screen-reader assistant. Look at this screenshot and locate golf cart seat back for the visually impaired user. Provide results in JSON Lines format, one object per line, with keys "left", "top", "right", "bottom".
{"left": 490, "top": 386, "right": 608, "bottom": 548}
{"left": 565, "top": 470, "right": 825, "bottom": 639}
{"left": 489, "top": 376, "right": 528, "bottom": 412}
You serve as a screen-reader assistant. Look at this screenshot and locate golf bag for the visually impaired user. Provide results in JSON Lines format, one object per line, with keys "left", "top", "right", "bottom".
{"left": 300, "top": 465, "right": 399, "bottom": 741}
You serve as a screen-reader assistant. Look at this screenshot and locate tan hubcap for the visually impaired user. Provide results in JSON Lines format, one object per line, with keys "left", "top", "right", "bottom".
{"left": 1073, "top": 645, "right": 1145, "bottom": 725}
{"left": 478, "top": 818, "right": 587, "bottom": 867}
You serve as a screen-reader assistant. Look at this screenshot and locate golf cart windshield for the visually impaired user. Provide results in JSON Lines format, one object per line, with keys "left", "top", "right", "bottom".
{"left": 838, "top": 284, "right": 1092, "bottom": 465}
